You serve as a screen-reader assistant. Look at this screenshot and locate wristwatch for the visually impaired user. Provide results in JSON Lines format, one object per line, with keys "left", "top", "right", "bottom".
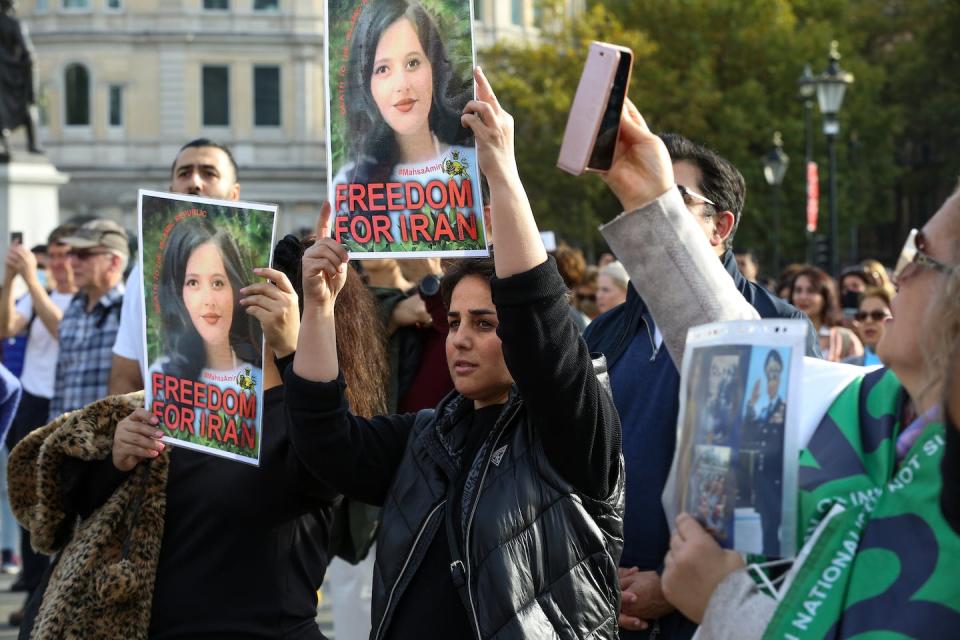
{"left": 419, "top": 274, "right": 441, "bottom": 298}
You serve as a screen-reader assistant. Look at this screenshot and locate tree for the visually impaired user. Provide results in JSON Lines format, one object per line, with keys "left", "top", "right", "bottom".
{"left": 479, "top": 0, "right": 916, "bottom": 271}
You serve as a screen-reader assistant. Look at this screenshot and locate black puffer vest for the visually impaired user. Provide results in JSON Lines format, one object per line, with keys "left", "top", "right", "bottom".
{"left": 370, "top": 357, "right": 624, "bottom": 639}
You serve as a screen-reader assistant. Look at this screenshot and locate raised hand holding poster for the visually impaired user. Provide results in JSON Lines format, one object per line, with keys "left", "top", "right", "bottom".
{"left": 139, "top": 190, "right": 277, "bottom": 466}
{"left": 326, "top": 0, "right": 489, "bottom": 258}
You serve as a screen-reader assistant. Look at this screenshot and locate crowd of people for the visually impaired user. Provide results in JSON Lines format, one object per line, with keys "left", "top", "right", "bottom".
{"left": 0, "top": 14, "right": 958, "bottom": 640}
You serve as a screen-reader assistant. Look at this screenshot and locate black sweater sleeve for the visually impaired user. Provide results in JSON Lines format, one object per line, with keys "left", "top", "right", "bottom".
{"left": 491, "top": 257, "right": 621, "bottom": 500}
{"left": 283, "top": 368, "right": 414, "bottom": 507}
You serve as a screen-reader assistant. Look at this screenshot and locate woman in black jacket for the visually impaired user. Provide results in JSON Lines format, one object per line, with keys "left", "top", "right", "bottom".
{"left": 285, "top": 68, "right": 624, "bottom": 640}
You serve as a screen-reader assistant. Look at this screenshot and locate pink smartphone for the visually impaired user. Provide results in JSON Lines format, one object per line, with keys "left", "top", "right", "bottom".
{"left": 557, "top": 42, "right": 634, "bottom": 176}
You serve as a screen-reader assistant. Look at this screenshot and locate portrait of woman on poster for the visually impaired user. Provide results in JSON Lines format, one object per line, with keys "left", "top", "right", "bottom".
{"left": 337, "top": 0, "right": 474, "bottom": 197}
{"left": 151, "top": 216, "right": 262, "bottom": 389}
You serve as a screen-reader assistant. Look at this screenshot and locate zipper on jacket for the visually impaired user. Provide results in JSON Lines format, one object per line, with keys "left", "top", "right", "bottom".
{"left": 374, "top": 500, "right": 446, "bottom": 640}
{"left": 462, "top": 426, "right": 508, "bottom": 639}
{"left": 449, "top": 559, "right": 466, "bottom": 587}
{"left": 641, "top": 315, "right": 660, "bottom": 361}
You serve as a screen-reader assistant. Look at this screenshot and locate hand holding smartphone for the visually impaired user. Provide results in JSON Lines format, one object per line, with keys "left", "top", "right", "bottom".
{"left": 557, "top": 42, "right": 634, "bottom": 176}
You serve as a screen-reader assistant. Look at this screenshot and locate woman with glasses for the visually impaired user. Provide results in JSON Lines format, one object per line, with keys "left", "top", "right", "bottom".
{"left": 589, "top": 96, "right": 960, "bottom": 638}
{"left": 844, "top": 286, "right": 892, "bottom": 366}
{"left": 788, "top": 265, "right": 863, "bottom": 362}
{"left": 576, "top": 266, "right": 600, "bottom": 320}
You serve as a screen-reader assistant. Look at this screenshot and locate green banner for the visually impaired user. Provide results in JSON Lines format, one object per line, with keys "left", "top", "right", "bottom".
{"left": 764, "top": 369, "right": 960, "bottom": 639}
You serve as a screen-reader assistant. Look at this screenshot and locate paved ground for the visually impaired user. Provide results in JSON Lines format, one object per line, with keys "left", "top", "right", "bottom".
{"left": 0, "top": 573, "right": 24, "bottom": 639}
{"left": 0, "top": 571, "right": 335, "bottom": 638}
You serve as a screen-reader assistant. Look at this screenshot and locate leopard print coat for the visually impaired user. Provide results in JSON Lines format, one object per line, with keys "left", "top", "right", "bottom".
{"left": 8, "top": 392, "right": 170, "bottom": 640}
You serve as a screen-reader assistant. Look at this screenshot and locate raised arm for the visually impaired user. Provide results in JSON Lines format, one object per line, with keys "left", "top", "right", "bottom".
{"left": 461, "top": 67, "right": 548, "bottom": 278}
{"left": 285, "top": 204, "right": 410, "bottom": 505}
{"left": 1, "top": 250, "right": 29, "bottom": 338}
{"left": 292, "top": 203, "right": 346, "bottom": 383}
{"left": 599, "top": 100, "right": 758, "bottom": 366}
{"left": 461, "top": 69, "right": 619, "bottom": 500}
{"left": 12, "top": 244, "right": 65, "bottom": 337}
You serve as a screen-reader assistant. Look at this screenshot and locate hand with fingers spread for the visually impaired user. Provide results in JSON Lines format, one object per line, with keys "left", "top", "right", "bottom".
{"left": 661, "top": 512, "right": 745, "bottom": 623}
{"left": 601, "top": 98, "right": 675, "bottom": 213}
{"left": 239, "top": 267, "right": 300, "bottom": 358}
{"left": 113, "top": 408, "right": 166, "bottom": 472}
{"left": 461, "top": 66, "right": 518, "bottom": 184}
{"left": 302, "top": 201, "right": 349, "bottom": 312}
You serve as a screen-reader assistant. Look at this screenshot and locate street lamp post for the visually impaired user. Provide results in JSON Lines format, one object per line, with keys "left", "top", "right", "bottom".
{"left": 797, "top": 64, "right": 816, "bottom": 264}
{"left": 814, "top": 41, "right": 854, "bottom": 277}
{"left": 763, "top": 131, "right": 789, "bottom": 274}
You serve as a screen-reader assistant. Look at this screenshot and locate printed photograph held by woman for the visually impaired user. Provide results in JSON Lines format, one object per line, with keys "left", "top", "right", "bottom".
{"left": 326, "top": 0, "right": 488, "bottom": 257}
{"left": 139, "top": 190, "right": 276, "bottom": 465}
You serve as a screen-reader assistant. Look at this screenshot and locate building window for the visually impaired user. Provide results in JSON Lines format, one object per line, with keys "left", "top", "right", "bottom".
{"left": 107, "top": 0, "right": 122, "bottom": 9}
{"left": 37, "top": 86, "right": 50, "bottom": 126}
{"left": 511, "top": 0, "right": 523, "bottom": 25}
{"left": 203, "top": 0, "right": 229, "bottom": 9}
{"left": 253, "top": 66, "right": 281, "bottom": 127}
{"left": 109, "top": 85, "right": 123, "bottom": 127}
{"left": 62, "top": 0, "right": 90, "bottom": 8}
{"left": 202, "top": 65, "right": 230, "bottom": 126}
{"left": 36, "top": 0, "right": 49, "bottom": 12}
{"left": 473, "top": 0, "right": 482, "bottom": 20}
{"left": 64, "top": 63, "right": 90, "bottom": 126}
{"left": 254, "top": 0, "right": 279, "bottom": 9}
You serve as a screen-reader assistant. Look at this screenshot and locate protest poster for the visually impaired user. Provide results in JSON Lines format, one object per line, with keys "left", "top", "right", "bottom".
{"left": 138, "top": 190, "right": 277, "bottom": 466}
{"left": 663, "top": 320, "right": 807, "bottom": 558}
{"left": 326, "top": 0, "right": 489, "bottom": 259}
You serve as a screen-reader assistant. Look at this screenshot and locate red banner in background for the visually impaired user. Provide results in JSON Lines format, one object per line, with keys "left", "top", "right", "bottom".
{"left": 806, "top": 161, "right": 819, "bottom": 233}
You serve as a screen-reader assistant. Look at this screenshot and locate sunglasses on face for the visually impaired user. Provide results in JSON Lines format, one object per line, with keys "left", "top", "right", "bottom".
{"left": 677, "top": 184, "right": 717, "bottom": 208}
{"left": 68, "top": 248, "right": 111, "bottom": 261}
{"left": 854, "top": 310, "right": 891, "bottom": 322}
{"left": 576, "top": 292, "right": 596, "bottom": 303}
{"left": 892, "top": 229, "right": 951, "bottom": 286}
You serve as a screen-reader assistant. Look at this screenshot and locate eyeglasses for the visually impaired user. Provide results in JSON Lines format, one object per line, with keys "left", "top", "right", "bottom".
{"left": 892, "top": 229, "right": 952, "bottom": 286}
{"left": 677, "top": 185, "right": 717, "bottom": 208}
{"left": 67, "top": 249, "right": 111, "bottom": 261}
{"left": 854, "top": 310, "right": 891, "bottom": 322}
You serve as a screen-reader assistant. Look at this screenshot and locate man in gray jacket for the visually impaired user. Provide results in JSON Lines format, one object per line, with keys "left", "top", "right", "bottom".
{"left": 583, "top": 127, "right": 816, "bottom": 638}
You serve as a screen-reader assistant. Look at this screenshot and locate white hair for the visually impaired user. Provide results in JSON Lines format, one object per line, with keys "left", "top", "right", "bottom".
{"left": 600, "top": 261, "right": 630, "bottom": 291}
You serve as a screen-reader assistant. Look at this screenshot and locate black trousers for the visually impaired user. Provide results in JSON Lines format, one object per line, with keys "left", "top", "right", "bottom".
{"left": 6, "top": 390, "right": 51, "bottom": 595}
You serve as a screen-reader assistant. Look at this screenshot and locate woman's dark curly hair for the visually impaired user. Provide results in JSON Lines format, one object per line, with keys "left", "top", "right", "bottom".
{"left": 344, "top": 0, "right": 472, "bottom": 186}
{"left": 272, "top": 234, "right": 388, "bottom": 418}
{"left": 158, "top": 217, "right": 262, "bottom": 381}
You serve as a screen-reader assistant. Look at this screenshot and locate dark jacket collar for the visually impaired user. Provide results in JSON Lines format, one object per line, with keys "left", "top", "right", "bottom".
{"left": 416, "top": 387, "right": 521, "bottom": 480}
{"left": 584, "top": 249, "right": 821, "bottom": 363}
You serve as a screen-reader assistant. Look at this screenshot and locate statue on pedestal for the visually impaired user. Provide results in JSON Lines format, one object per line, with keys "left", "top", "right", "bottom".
{"left": 0, "top": 0, "right": 43, "bottom": 161}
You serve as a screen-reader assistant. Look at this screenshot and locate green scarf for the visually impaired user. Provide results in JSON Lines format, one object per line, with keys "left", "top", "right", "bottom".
{"left": 764, "top": 368, "right": 960, "bottom": 639}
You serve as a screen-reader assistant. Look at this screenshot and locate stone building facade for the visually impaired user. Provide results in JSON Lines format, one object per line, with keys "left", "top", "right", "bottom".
{"left": 19, "top": 0, "right": 565, "bottom": 235}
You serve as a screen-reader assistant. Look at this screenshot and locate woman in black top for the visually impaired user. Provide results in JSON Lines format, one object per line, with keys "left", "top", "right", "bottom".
{"left": 20, "top": 236, "right": 388, "bottom": 639}
{"left": 285, "top": 69, "right": 623, "bottom": 640}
